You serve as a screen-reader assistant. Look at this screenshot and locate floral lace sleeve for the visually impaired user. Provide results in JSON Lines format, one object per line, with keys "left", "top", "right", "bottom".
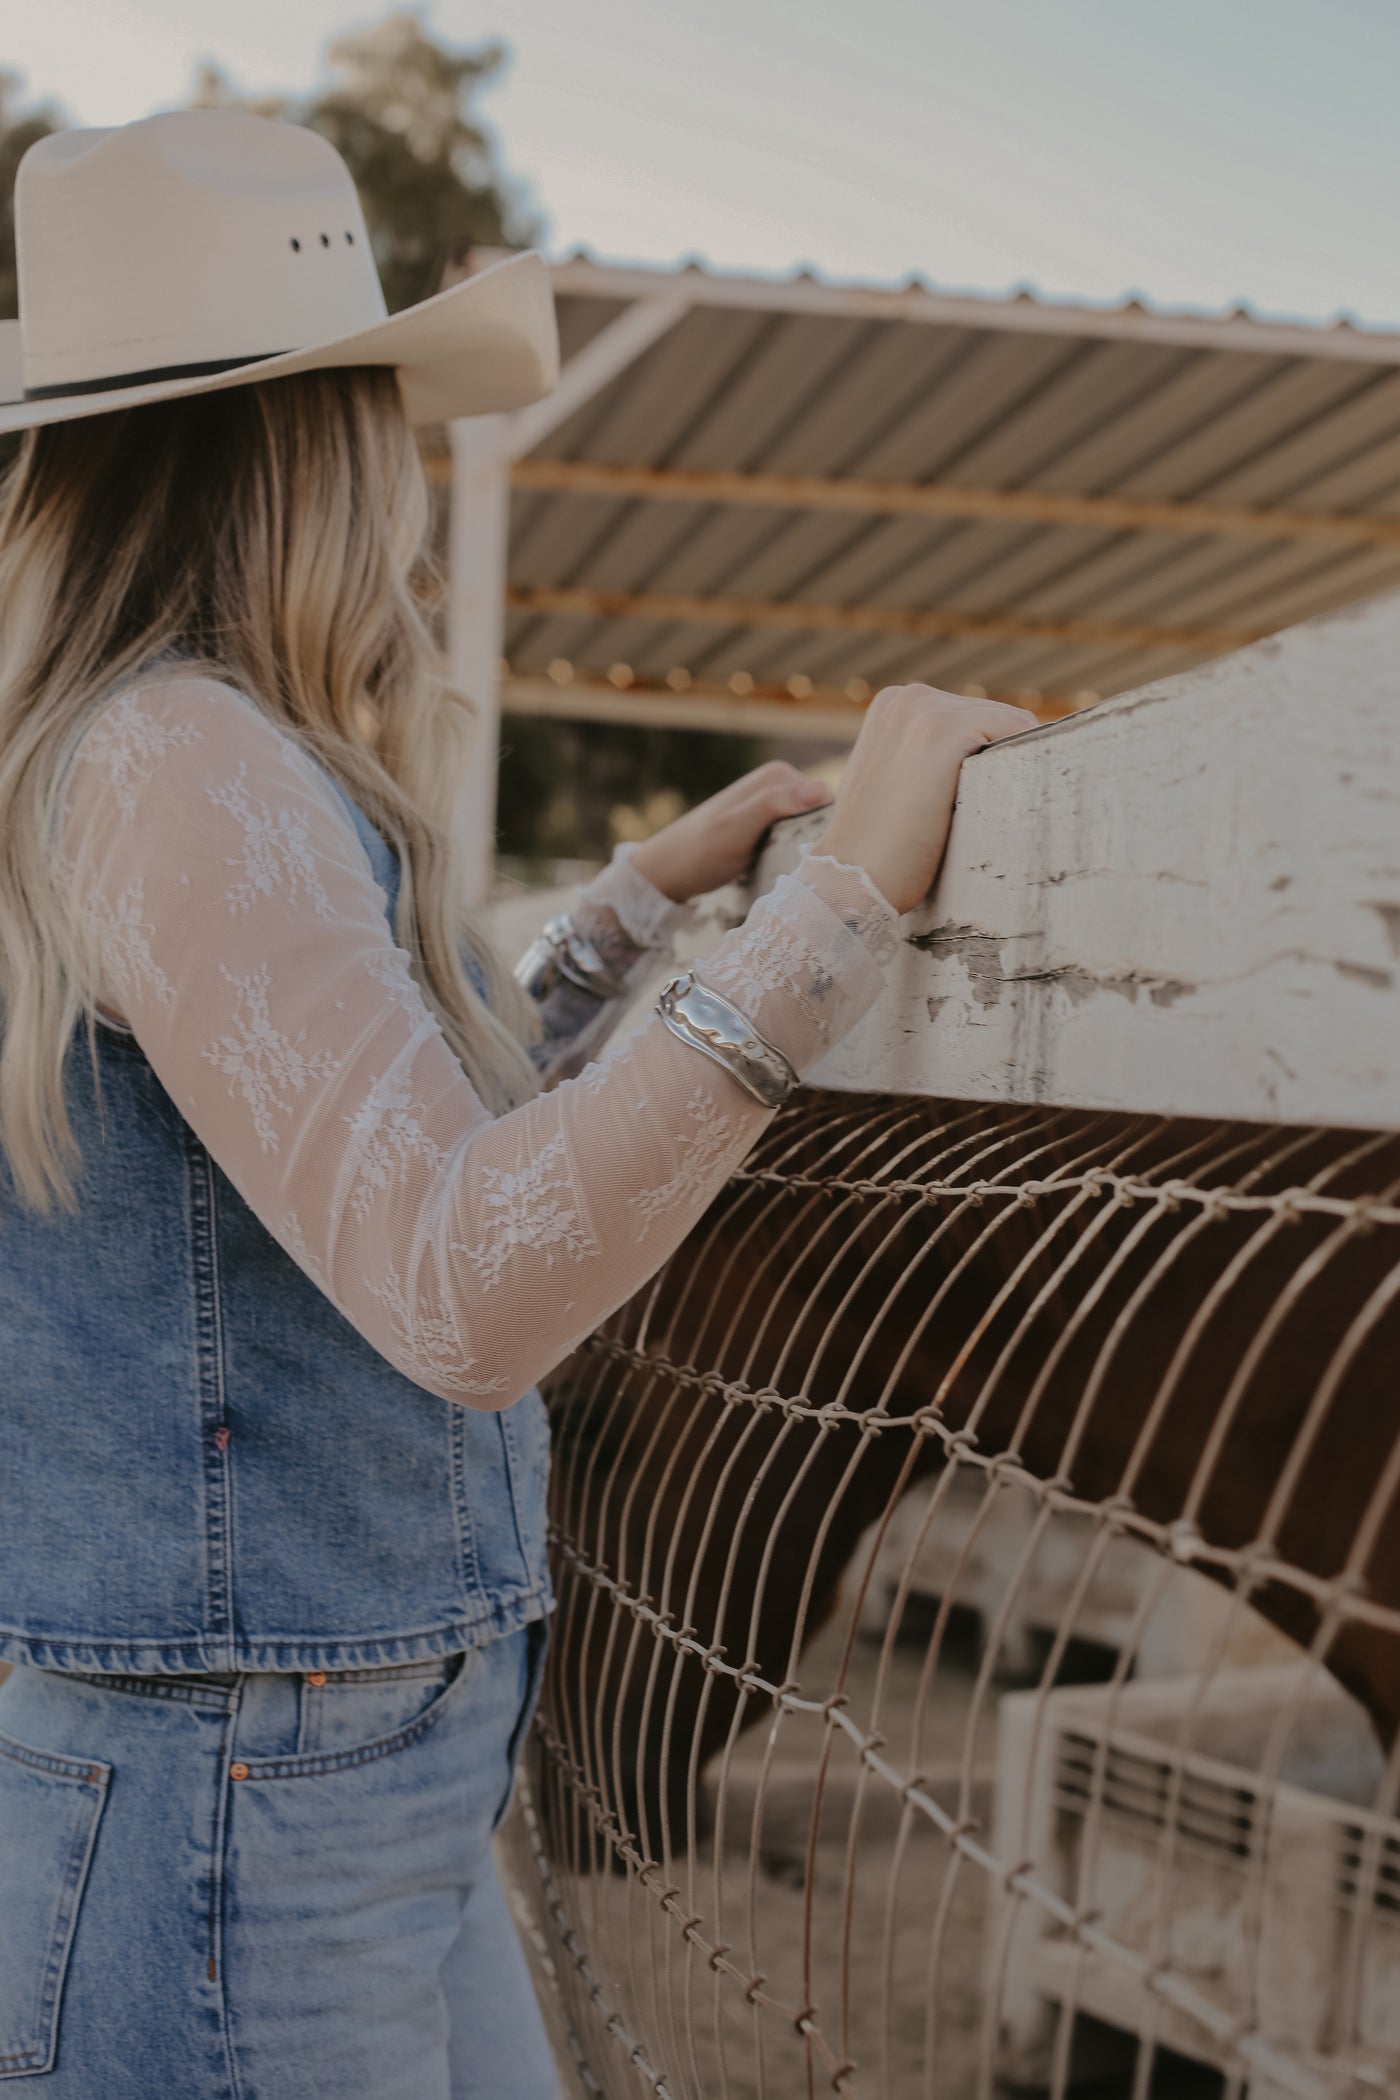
{"left": 58, "top": 678, "right": 900, "bottom": 1407}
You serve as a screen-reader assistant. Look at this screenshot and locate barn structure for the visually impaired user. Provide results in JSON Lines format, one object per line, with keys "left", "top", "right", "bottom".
{"left": 439, "top": 249, "right": 1400, "bottom": 900}
{"left": 497, "top": 589, "right": 1400, "bottom": 2100}
{"left": 454, "top": 255, "right": 1400, "bottom": 2099}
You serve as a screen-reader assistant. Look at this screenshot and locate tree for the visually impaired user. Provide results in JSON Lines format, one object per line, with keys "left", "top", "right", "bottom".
{"left": 495, "top": 715, "right": 771, "bottom": 876}
{"left": 0, "top": 71, "right": 62, "bottom": 320}
{"left": 193, "top": 11, "right": 540, "bottom": 313}
{"left": 5, "top": 15, "right": 536, "bottom": 321}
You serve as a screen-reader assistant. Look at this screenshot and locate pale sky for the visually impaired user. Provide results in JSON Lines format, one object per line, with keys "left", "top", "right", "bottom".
{"left": 6, "top": 0, "right": 1399, "bottom": 329}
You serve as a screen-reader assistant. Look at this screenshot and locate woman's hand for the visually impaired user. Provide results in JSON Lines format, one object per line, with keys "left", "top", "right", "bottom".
{"left": 817, "top": 686, "right": 1039, "bottom": 915}
{"left": 627, "top": 760, "right": 833, "bottom": 903}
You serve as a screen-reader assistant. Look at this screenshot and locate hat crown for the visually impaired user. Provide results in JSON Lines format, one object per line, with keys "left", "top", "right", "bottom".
{"left": 16, "top": 109, "right": 389, "bottom": 394}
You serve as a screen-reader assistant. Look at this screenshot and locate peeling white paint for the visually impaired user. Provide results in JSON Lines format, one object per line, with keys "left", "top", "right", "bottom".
{"left": 750, "top": 589, "right": 1400, "bottom": 1131}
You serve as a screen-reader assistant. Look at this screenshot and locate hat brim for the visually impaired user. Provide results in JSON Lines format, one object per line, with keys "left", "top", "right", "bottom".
{"left": 0, "top": 249, "right": 559, "bottom": 436}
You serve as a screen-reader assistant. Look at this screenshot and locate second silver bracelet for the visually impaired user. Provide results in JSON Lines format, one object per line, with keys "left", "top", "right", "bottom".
{"left": 513, "top": 914, "right": 629, "bottom": 1002}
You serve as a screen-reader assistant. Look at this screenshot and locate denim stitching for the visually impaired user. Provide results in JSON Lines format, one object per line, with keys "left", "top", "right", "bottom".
{"left": 0, "top": 1729, "right": 112, "bottom": 1783}
{"left": 296, "top": 1659, "right": 451, "bottom": 1755}
{"left": 45, "top": 1672, "right": 236, "bottom": 1712}
{"left": 0, "top": 1749, "right": 107, "bottom": 2073}
{"left": 0, "top": 1584, "right": 552, "bottom": 1678}
{"left": 449, "top": 1400, "right": 483, "bottom": 1603}
{"left": 493, "top": 1618, "right": 548, "bottom": 1833}
{"left": 188, "top": 1133, "right": 234, "bottom": 1652}
{"left": 233, "top": 1651, "right": 473, "bottom": 1781}
{"left": 207, "top": 1696, "right": 235, "bottom": 2011}
{"left": 205, "top": 1696, "right": 246, "bottom": 2100}
{"left": 308, "top": 1660, "right": 450, "bottom": 1687}
{"left": 499, "top": 1410, "right": 534, "bottom": 1576}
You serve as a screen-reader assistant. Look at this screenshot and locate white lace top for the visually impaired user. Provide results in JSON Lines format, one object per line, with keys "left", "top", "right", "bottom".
{"left": 57, "top": 678, "right": 901, "bottom": 1407}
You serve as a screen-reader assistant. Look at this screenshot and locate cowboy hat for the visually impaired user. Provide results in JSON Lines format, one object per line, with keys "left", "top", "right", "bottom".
{"left": 0, "top": 107, "right": 559, "bottom": 436}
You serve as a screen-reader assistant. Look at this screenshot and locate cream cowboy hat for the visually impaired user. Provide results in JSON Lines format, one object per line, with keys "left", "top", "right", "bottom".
{"left": 0, "top": 107, "right": 559, "bottom": 436}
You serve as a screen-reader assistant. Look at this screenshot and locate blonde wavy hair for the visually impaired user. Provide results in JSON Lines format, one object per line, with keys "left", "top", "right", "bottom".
{"left": 0, "top": 365, "right": 541, "bottom": 1214}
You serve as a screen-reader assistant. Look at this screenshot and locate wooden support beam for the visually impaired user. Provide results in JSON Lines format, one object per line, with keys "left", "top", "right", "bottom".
{"left": 447, "top": 419, "right": 510, "bottom": 907}
{"left": 505, "top": 582, "right": 1257, "bottom": 658}
{"left": 502, "top": 672, "right": 1082, "bottom": 740}
{"left": 505, "top": 677, "right": 865, "bottom": 740}
{"left": 505, "top": 456, "right": 1400, "bottom": 554}
{"left": 503, "top": 299, "right": 689, "bottom": 461}
{"left": 425, "top": 451, "right": 1400, "bottom": 557}
{"left": 745, "top": 588, "right": 1400, "bottom": 1130}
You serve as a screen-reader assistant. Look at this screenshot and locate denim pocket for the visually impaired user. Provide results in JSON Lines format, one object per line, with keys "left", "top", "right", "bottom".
{"left": 235, "top": 1650, "right": 478, "bottom": 1782}
{"left": 295, "top": 1659, "right": 455, "bottom": 1757}
{"left": 0, "top": 1732, "right": 109, "bottom": 2078}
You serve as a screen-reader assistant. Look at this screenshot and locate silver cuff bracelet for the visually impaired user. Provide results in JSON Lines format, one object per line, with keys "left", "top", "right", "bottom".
{"left": 513, "top": 914, "right": 629, "bottom": 1003}
{"left": 654, "top": 970, "right": 798, "bottom": 1109}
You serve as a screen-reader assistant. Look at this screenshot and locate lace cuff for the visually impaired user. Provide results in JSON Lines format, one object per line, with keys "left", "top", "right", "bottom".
{"left": 694, "top": 852, "right": 900, "bottom": 1079}
{"left": 535, "top": 836, "right": 902, "bottom": 1089}
{"left": 792, "top": 843, "right": 903, "bottom": 966}
{"left": 576, "top": 840, "right": 698, "bottom": 953}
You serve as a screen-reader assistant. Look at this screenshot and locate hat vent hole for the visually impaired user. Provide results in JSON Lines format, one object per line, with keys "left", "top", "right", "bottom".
{"left": 319, "top": 232, "right": 330, "bottom": 248}
{"left": 345, "top": 230, "right": 354, "bottom": 244}
{"left": 289, "top": 237, "right": 301, "bottom": 252}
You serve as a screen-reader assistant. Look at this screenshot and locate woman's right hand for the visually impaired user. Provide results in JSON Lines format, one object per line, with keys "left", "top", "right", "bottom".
{"left": 813, "top": 685, "right": 1039, "bottom": 916}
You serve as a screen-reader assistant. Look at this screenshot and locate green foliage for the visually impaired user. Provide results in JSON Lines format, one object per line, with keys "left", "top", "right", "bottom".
{"left": 3, "top": 15, "right": 536, "bottom": 321}
{"left": 0, "top": 71, "right": 62, "bottom": 320}
{"left": 193, "top": 11, "right": 540, "bottom": 312}
{"left": 497, "top": 716, "right": 772, "bottom": 874}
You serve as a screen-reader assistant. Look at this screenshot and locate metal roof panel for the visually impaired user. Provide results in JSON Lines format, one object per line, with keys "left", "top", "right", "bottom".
{"left": 494, "top": 261, "right": 1400, "bottom": 722}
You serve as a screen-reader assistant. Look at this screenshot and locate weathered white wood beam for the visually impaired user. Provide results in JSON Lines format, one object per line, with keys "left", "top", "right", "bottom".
{"left": 503, "top": 298, "right": 689, "bottom": 461}
{"left": 749, "top": 589, "right": 1400, "bottom": 1130}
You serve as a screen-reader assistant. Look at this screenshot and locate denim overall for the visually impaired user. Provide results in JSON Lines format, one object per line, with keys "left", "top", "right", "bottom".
{"left": 0, "top": 764, "right": 560, "bottom": 2095}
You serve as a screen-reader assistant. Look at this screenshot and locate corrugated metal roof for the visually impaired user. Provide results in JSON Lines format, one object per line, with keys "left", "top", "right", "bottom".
{"left": 499, "top": 257, "right": 1400, "bottom": 724}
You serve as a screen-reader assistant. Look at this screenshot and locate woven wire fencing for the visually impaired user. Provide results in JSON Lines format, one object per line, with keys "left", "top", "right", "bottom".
{"left": 499, "top": 1092, "right": 1400, "bottom": 2100}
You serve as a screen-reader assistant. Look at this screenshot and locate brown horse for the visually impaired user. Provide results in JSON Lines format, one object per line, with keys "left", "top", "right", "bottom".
{"left": 533, "top": 1090, "right": 1400, "bottom": 1876}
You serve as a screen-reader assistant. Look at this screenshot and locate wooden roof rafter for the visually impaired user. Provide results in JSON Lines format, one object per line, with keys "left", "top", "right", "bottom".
{"left": 504, "top": 582, "right": 1258, "bottom": 660}
{"left": 500, "top": 457, "right": 1400, "bottom": 553}
{"left": 500, "top": 663, "right": 1085, "bottom": 740}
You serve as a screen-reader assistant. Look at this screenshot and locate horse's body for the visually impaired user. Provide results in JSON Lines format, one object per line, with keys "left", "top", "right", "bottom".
{"left": 536, "top": 1092, "right": 1400, "bottom": 1872}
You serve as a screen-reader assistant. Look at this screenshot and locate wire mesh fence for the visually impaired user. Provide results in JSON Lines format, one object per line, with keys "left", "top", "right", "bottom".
{"left": 499, "top": 1091, "right": 1400, "bottom": 2100}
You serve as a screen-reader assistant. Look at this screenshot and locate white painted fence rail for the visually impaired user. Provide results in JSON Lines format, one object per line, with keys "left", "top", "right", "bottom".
{"left": 751, "top": 589, "right": 1400, "bottom": 1130}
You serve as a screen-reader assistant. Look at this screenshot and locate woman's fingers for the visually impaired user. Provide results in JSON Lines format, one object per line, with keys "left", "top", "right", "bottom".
{"left": 811, "top": 684, "right": 1043, "bottom": 914}
{"left": 629, "top": 693, "right": 1032, "bottom": 914}
{"left": 732, "top": 766, "right": 830, "bottom": 820}
{"left": 981, "top": 701, "right": 1041, "bottom": 738}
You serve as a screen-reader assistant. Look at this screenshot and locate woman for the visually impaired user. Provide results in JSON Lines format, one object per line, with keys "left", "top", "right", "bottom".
{"left": 0, "top": 110, "right": 1034, "bottom": 2097}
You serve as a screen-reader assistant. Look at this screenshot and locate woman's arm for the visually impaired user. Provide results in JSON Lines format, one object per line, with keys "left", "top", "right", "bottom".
{"left": 525, "top": 760, "right": 842, "bottom": 1086}
{"left": 60, "top": 678, "right": 899, "bottom": 1407}
{"left": 522, "top": 843, "right": 695, "bottom": 1088}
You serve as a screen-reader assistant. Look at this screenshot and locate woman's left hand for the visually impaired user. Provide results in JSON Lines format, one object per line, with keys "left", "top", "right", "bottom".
{"left": 626, "top": 761, "right": 833, "bottom": 904}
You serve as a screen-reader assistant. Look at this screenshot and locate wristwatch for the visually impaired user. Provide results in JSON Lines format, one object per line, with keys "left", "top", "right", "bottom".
{"left": 655, "top": 970, "right": 798, "bottom": 1109}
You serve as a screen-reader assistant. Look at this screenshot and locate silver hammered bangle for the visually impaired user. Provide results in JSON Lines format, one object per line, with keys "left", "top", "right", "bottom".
{"left": 513, "top": 914, "right": 629, "bottom": 1002}
{"left": 654, "top": 970, "right": 798, "bottom": 1109}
